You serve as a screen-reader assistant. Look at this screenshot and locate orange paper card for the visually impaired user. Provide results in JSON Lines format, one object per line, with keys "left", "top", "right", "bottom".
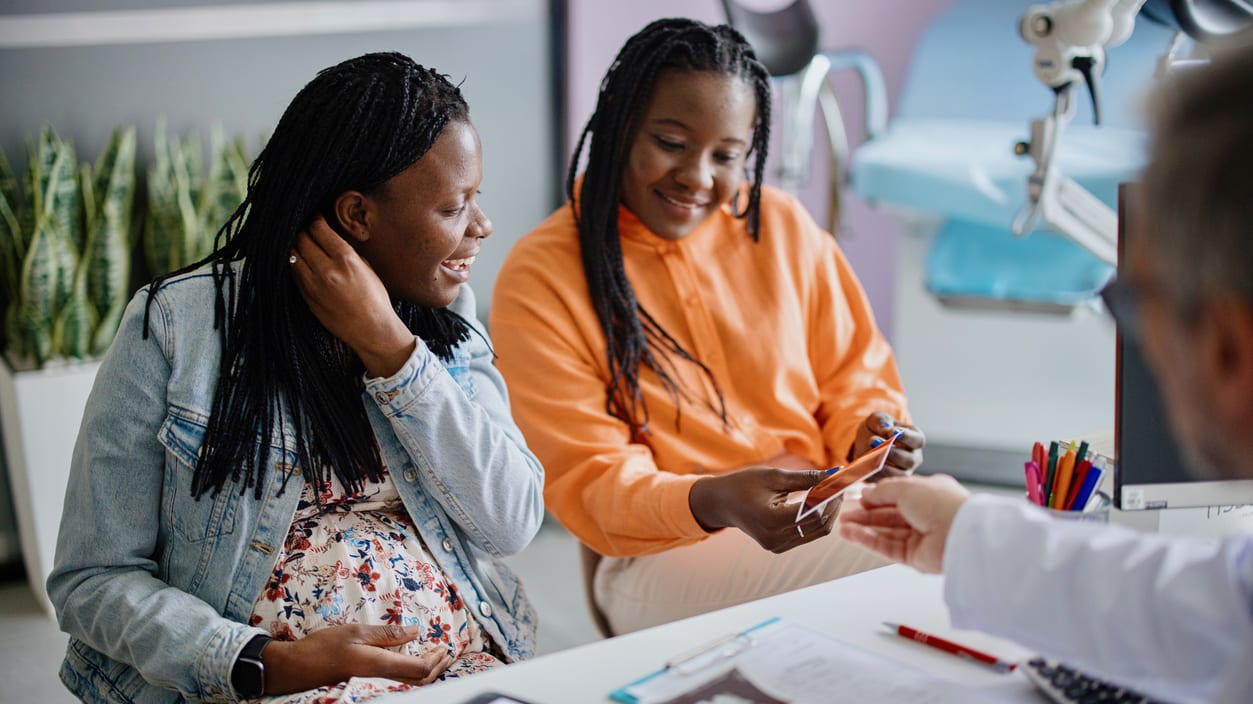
{"left": 796, "top": 433, "right": 899, "bottom": 521}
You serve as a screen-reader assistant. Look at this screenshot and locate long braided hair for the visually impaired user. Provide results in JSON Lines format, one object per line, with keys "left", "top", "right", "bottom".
{"left": 567, "top": 19, "right": 773, "bottom": 437}
{"left": 145, "top": 52, "right": 473, "bottom": 499}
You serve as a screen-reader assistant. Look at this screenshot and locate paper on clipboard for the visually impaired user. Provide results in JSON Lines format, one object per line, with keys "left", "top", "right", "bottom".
{"left": 610, "top": 618, "right": 1006, "bottom": 704}
{"left": 794, "top": 432, "right": 899, "bottom": 522}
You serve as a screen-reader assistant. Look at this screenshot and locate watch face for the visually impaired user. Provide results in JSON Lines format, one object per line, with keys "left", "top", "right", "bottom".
{"left": 235, "top": 658, "right": 265, "bottom": 698}
{"left": 233, "top": 636, "right": 270, "bottom": 698}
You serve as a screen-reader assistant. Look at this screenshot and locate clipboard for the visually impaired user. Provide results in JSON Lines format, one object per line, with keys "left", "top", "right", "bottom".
{"left": 609, "top": 618, "right": 783, "bottom": 704}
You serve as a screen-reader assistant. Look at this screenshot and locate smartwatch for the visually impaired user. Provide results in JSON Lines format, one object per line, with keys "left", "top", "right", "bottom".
{"left": 230, "top": 634, "right": 273, "bottom": 698}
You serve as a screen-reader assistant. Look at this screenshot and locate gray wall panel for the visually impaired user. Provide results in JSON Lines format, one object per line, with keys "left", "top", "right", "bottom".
{"left": 2, "top": 1, "right": 322, "bottom": 16}
{"left": 0, "top": 17, "right": 556, "bottom": 319}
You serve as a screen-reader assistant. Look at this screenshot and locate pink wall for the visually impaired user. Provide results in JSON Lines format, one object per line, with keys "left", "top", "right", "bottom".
{"left": 565, "top": 0, "right": 950, "bottom": 339}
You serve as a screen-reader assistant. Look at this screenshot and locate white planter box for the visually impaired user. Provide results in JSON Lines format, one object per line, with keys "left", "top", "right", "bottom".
{"left": 0, "top": 357, "right": 100, "bottom": 614}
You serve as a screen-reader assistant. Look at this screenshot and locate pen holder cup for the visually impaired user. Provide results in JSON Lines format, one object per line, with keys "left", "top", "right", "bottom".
{"left": 1028, "top": 491, "right": 1111, "bottom": 524}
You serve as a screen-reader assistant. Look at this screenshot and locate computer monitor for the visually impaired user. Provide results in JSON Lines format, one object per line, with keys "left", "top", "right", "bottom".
{"left": 1113, "top": 184, "right": 1253, "bottom": 510}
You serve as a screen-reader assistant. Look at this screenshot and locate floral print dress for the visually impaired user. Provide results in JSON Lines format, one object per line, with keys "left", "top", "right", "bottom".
{"left": 247, "top": 468, "right": 501, "bottom": 703}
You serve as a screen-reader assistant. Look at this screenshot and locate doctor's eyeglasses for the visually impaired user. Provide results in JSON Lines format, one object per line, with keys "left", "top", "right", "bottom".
{"left": 1099, "top": 277, "right": 1140, "bottom": 338}
{"left": 1099, "top": 275, "right": 1186, "bottom": 340}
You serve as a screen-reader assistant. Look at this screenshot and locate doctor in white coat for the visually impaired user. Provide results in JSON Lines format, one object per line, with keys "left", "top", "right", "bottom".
{"left": 840, "top": 39, "right": 1253, "bottom": 704}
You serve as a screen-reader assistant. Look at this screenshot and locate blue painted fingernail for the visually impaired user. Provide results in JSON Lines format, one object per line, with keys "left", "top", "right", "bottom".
{"left": 879, "top": 420, "right": 893, "bottom": 430}
{"left": 825, "top": 466, "right": 841, "bottom": 475}
{"left": 871, "top": 437, "right": 885, "bottom": 448}
{"left": 893, "top": 428, "right": 904, "bottom": 436}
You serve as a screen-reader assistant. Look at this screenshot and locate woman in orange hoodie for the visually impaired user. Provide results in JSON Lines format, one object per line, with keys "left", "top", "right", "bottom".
{"left": 491, "top": 18, "right": 925, "bottom": 635}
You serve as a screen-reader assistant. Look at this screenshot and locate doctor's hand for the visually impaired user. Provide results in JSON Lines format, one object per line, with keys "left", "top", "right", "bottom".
{"left": 263, "top": 624, "right": 454, "bottom": 694}
{"left": 851, "top": 412, "right": 925, "bottom": 479}
{"left": 689, "top": 468, "right": 841, "bottom": 553}
{"left": 291, "top": 216, "right": 415, "bottom": 378}
{"left": 837, "top": 474, "right": 970, "bottom": 574}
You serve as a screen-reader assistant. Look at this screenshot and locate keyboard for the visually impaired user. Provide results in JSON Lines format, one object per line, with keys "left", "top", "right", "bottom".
{"left": 1021, "top": 657, "right": 1169, "bottom": 704}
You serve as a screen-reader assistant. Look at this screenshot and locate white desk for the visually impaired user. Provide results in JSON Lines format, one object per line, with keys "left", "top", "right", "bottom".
{"left": 378, "top": 564, "right": 1044, "bottom": 703}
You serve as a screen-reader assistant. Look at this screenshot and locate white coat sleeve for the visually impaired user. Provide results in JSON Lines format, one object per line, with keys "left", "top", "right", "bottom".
{"left": 943, "top": 494, "right": 1253, "bottom": 704}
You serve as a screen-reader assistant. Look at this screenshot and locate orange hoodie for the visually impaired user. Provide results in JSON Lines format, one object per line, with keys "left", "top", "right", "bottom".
{"left": 490, "top": 186, "right": 909, "bottom": 557}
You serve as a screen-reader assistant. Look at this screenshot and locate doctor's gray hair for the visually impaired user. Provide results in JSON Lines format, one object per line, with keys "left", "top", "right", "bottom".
{"left": 1140, "top": 37, "right": 1253, "bottom": 311}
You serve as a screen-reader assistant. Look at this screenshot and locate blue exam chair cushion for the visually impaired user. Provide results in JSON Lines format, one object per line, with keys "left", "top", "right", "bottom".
{"left": 851, "top": 118, "right": 1145, "bottom": 229}
{"left": 925, "top": 219, "right": 1113, "bottom": 308}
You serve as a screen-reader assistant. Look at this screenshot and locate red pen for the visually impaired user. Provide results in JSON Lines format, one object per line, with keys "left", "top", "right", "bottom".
{"left": 883, "top": 622, "right": 1017, "bottom": 673}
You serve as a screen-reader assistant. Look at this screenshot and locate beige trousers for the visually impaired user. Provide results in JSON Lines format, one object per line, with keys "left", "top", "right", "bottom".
{"left": 592, "top": 497, "right": 890, "bottom": 635}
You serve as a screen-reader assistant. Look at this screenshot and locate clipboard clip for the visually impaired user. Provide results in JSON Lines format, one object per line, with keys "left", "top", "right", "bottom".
{"left": 664, "top": 632, "right": 755, "bottom": 676}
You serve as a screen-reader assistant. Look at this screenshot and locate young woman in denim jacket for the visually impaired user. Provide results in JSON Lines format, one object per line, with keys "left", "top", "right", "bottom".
{"left": 47, "top": 53, "right": 544, "bottom": 703}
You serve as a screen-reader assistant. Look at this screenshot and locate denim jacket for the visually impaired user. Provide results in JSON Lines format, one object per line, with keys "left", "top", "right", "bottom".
{"left": 47, "top": 265, "right": 545, "bottom": 703}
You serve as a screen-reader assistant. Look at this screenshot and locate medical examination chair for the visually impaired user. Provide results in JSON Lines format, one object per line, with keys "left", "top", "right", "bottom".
{"left": 848, "top": 0, "right": 1174, "bottom": 482}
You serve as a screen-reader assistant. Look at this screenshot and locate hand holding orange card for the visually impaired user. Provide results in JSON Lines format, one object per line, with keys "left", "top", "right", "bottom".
{"left": 796, "top": 431, "right": 900, "bottom": 522}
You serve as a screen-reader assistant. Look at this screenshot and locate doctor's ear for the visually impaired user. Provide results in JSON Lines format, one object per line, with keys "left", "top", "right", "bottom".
{"left": 328, "top": 191, "right": 371, "bottom": 243}
{"left": 1204, "top": 294, "right": 1253, "bottom": 421}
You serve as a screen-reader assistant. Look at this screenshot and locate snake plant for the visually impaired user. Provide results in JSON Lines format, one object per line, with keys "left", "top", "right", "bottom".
{"left": 79, "top": 126, "right": 137, "bottom": 356}
{"left": 145, "top": 119, "right": 250, "bottom": 277}
{"left": 2, "top": 127, "right": 80, "bottom": 369}
{"left": 0, "top": 126, "right": 136, "bottom": 370}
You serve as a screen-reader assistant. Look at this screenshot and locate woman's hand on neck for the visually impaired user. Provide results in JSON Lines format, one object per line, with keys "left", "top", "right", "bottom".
{"left": 290, "top": 216, "right": 416, "bottom": 378}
